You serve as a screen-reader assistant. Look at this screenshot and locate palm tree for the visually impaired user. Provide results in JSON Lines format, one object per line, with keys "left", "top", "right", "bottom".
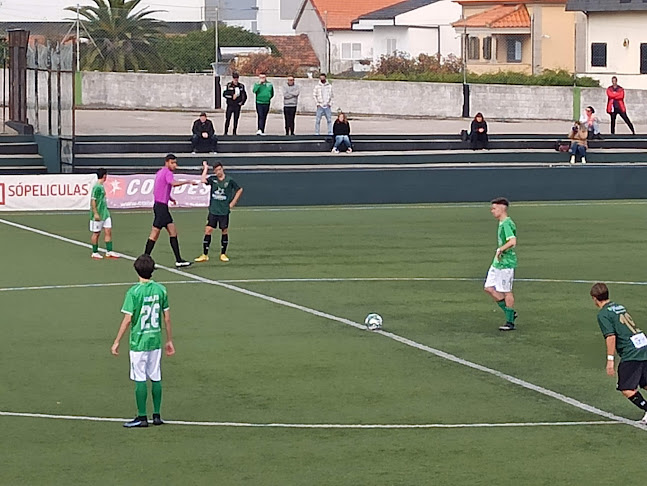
{"left": 67, "top": 0, "right": 166, "bottom": 72}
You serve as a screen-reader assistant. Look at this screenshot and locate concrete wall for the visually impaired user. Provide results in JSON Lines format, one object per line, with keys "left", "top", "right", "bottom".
{"left": 79, "top": 71, "right": 647, "bottom": 122}
{"left": 581, "top": 86, "right": 647, "bottom": 128}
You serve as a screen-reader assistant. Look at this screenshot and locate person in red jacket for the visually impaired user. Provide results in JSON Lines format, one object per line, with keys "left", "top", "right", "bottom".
{"left": 607, "top": 76, "right": 636, "bottom": 135}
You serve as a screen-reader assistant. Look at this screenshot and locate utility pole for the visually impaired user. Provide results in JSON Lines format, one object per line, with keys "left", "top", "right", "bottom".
{"left": 76, "top": 4, "right": 80, "bottom": 72}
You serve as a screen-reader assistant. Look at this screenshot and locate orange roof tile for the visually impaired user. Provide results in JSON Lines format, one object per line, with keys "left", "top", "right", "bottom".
{"left": 308, "top": 0, "right": 405, "bottom": 30}
{"left": 453, "top": 4, "right": 531, "bottom": 28}
{"left": 264, "top": 34, "right": 320, "bottom": 67}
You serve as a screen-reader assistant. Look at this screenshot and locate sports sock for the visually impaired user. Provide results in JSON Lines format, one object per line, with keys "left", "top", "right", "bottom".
{"left": 145, "top": 239, "right": 156, "bottom": 255}
{"left": 629, "top": 392, "right": 647, "bottom": 411}
{"left": 92, "top": 243, "right": 98, "bottom": 253}
{"left": 221, "top": 234, "right": 229, "bottom": 254}
{"left": 169, "top": 236, "right": 182, "bottom": 262}
{"left": 496, "top": 300, "right": 506, "bottom": 312}
{"left": 203, "top": 234, "right": 212, "bottom": 255}
{"left": 106, "top": 241, "right": 113, "bottom": 252}
{"left": 504, "top": 307, "right": 516, "bottom": 323}
{"left": 135, "top": 381, "right": 148, "bottom": 417}
{"left": 151, "top": 380, "right": 162, "bottom": 415}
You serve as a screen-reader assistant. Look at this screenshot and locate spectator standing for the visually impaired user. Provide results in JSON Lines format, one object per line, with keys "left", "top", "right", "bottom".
{"left": 223, "top": 72, "right": 247, "bottom": 135}
{"left": 607, "top": 76, "right": 636, "bottom": 135}
{"left": 331, "top": 112, "right": 352, "bottom": 154}
{"left": 282, "top": 76, "right": 300, "bottom": 136}
{"left": 469, "top": 113, "right": 489, "bottom": 150}
{"left": 314, "top": 73, "right": 333, "bottom": 136}
{"left": 191, "top": 112, "right": 218, "bottom": 154}
{"left": 568, "top": 121, "right": 588, "bottom": 165}
{"left": 580, "top": 106, "right": 602, "bottom": 140}
{"left": 252, "top": 73, "right": 274, "bottom": 135}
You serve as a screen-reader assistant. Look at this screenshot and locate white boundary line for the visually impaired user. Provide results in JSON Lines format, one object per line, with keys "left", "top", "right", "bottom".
{"left": 0, "top": 411, "right": 620, "bottom": 429}
{"left": 1, "top": 216, "right": 645, "bottom": 431}
{"left": 3, "top": 276, "right": 647, "bottom": 293}
{"left": 4, "top": 200, "right": 647, "bottom": 216}
{"left": 0, "top": 281, "right": 199, "bottom": 292}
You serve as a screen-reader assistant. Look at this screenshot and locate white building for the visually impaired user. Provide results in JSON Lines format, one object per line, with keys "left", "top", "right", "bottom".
{"left": 567, "top": 0, "right": 647, "bottom": 89}
{"left": 352, "top": 0, "right": 462, "bottom": 65}
{"left": 293, "top": 0, "right": 407, "bottom": 73}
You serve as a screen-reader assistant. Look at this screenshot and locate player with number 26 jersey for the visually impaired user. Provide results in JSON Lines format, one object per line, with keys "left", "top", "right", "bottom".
{"left": 121, "top": 281, "right": 169, "bottom": 352}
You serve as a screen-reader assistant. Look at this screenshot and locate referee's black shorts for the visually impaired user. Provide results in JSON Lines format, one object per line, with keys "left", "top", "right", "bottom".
{"left": 207, "top": 213, "right": 229, "bottom": 230}
{"left": 153, "top": 202, "right": 173, "bottom": 229}
{"left": 617, "top": 360, "right": 647, "bottom": 391}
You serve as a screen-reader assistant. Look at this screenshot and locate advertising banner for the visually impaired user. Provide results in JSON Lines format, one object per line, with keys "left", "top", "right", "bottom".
{"left": 105, "top": 174, "right": 208, "bottom": 209}
{"left": 0, "top": 174, "right": 96, "bottom": 211}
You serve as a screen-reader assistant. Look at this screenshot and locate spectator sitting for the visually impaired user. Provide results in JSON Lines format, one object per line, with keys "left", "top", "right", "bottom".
{"left": 469, "top": 113, "right": 488, "bottom": 150}
{"left": 331, "top": 112, "right": 352, "bottom": 154}
{"left": 191, "top": 112, "right": 218, "bottom": 153}
{"left": 580, "top": 106, "right": 602, "bottom": 140}
{"left": 568, "top": 121, "right": 588, "bottom": 165}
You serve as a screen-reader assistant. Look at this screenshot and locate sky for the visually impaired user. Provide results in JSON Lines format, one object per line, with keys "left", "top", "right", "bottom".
{"left": 0, "top": 0, "right": 206, "bottom": 22}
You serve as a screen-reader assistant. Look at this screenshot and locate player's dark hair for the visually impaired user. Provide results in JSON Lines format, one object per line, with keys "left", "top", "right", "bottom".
{"left": 491, "top": 197, "right": 509, "bottom": 207}
{"left": 590, "top": 283, "right": 609, "bottom": 301}
{"left": 213, "top": 161, "right": 223, "bottom": 169}
{"left": 165, "top": 154, "right": 177, "bottom": 162}
{"left": 96, "top": 168, "right": 107, "bottom": 179}
{"left": 134, "top": 254, "right": 155, "bottom": 279}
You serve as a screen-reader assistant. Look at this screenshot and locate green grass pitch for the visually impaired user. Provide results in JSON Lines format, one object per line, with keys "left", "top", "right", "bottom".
{"left": 2, "top": 201, "right": 647, "bottom": 485}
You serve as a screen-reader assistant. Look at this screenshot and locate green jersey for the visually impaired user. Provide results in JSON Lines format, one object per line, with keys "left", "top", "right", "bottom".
{"left": 492, "top": 217, "right": 517, "bottom": 269}
{"left": 598, "top": 302, "right": 647, "bottom": 362}
{"left": 90, "top": 183, "right": 110, "bottom": 220}
{"left": 207, "top": 175, "right": 241, "bottom": 215}
{"left": 121, "top": 280, "right": 169, "bottom": 352}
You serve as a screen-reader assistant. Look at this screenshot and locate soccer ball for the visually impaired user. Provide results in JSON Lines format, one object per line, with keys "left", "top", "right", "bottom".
{"left": 364, "top": 313, "right": 383, "bottom": 331}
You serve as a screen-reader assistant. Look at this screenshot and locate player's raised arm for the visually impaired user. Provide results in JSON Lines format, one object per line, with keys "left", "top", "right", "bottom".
{"left": 201, "top": 160, "right": 210, "bottom": 184}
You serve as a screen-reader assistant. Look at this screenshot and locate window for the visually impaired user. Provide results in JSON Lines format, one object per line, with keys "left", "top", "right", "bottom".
{"left": 468, "top": 36, "right": 480, "bottom": 60}
{"left": 483, "top": 36, "right": 492, "bottom": 60}
{"left": 506, "top": 37, "right": 522, "bottom": 63}
{"left": 641, "top": 44, "right": 647, "bottom": 74}
{"left": 341, "top": 42, "right": 362, "bottom": 60}
{"left": 386, "top": 38, "right": 397, "bottom": 56}
{"left": 591, "top": 43, "right": 607, "bottom": 67}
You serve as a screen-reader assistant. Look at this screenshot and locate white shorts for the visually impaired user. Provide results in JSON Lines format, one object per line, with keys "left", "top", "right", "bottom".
{"left": 129, "top": 349, "right": 162, "bottom": 382}
{"left": 89, "top": 217, "right": 112, "bottom": 233}
{"left": 484, "top": 266, "right": 515, "bottom": 293}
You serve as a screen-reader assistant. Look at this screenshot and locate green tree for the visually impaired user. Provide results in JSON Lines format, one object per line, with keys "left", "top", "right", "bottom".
{"left": 67, "top": 0, "right": 166, "bottom": 72}
{"left": 156, "top": 25, "right": 277, "bottom": 73}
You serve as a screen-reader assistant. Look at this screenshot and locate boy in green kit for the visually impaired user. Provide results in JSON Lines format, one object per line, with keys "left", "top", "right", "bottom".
{"left": 111, "top": 255, "right": 175, "bottom": 428}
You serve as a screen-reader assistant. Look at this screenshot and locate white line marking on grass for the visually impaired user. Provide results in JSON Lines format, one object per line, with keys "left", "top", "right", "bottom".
{"left": 3, "top": 277, "right": 647, "bottom": 293}
{"left": 220, "top": 277, "right": 647, "bottom": 286}
{"left": 0, "top": 411, "right": 621, "bottom": 429}
{"left": 0, "top": 281, "right": 199, "bottom": 292}
{"left": 1, "top": 217, "right": 646, "bottom": 431}
{"left": 6, "top": 200, "right": 647, "bottom": 216}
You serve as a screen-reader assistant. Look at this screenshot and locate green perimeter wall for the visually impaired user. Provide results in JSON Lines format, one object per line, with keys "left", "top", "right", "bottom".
{"left": 226, "top": 166, "right": 647, "bottom": 206}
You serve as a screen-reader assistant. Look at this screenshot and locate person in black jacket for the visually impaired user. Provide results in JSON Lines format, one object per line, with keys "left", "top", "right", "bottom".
{"left": 331, "top": 112, "right": 352, "bottom": 154}
{"left": 223, "top": 72, "right": 247, "bottom": 135}
{"left": 191, "top": 112, "right": 218, "bottom": 153}
{"left": 470, "top": 112, "right": 488, "bottom": 150}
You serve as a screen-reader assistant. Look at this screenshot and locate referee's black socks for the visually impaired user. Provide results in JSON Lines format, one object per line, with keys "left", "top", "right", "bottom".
{"left": 145, "top": 239, "right": 156, "bottom": 255}
{"left": 629, "top": 392, "right": 647, "bottom": 411}
{"left": 169, "top": 236, "right": 182, "bottom": 262}
{"left": 203, "top": 234, "right": 212, "bottom": 255}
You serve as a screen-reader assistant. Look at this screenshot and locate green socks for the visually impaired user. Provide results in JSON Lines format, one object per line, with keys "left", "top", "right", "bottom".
{"left": 92, "top": 244, "right": 98, "bottom": 253}
{"left": 152, "top": 380, "right": 162, "bottom": 415}
{"left": 497, "top": 300, "right": 515, "bottom": 323}
{"left": 106, "top": 241, "right": 113, "bottom": 252}
{"left": 135, "top": 381, "right": 148, "bottom": 417}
